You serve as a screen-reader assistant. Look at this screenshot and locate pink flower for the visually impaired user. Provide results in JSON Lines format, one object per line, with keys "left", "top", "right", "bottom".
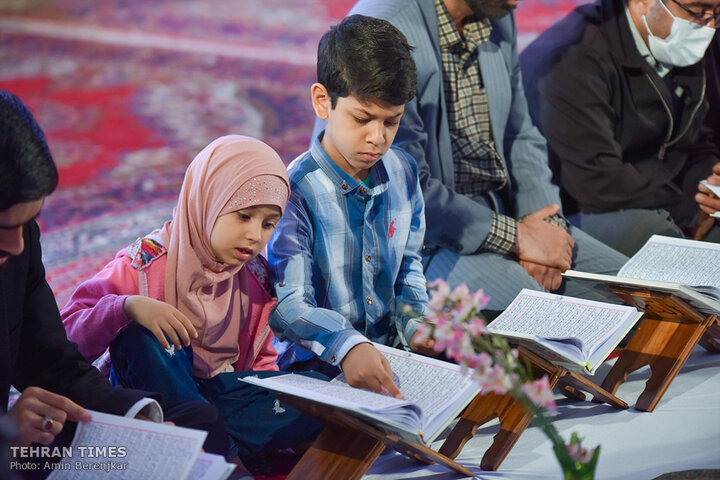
{"left": 566, "top": 441, "right": 596, "bottom": 464}
{"left": 445, "top": 330, "right": 475, "bottom": 364}
{"left": 464, "top": 317, "right": 488, "bottom": 336}
{"left": 428, "top": 278, "right": 451, "bottom": 298}
{"left": 474, "top": 364, "right": 514, "bottom": 395}
{"left": 451, "top": 302, "right": 473, "bottom": 324}
{"left": 449, "top": 283, "right": 471, "bottom": 305}
{"left": 428, "top": 293, "right": 446, "bottom": 312}
{"left": 465, "top": 351, "right": 493, "bottom": 370}
{"left": 472, "top": 289, "right": 491, "bottom": 309}
{"left": 414, "top": 323, "right": 432, "bottom": 344}
{"left": 519, "top": 376, "right": 557, "bottom": 412}
{"left": 432, "top": 317, "right": 455, "bottom": 352}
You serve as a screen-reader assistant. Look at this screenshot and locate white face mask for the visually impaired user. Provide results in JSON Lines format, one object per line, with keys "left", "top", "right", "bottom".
{"left": 642, "top": 0, "right": 716, "bottom": 67}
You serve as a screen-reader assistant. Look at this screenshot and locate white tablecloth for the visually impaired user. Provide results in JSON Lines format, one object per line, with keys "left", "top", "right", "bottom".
{"left": 364, "top": 347, "right": 720, "bottom": 479}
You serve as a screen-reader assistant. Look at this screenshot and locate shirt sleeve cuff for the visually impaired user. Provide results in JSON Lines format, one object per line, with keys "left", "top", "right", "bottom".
{"left": 546, "top": 214, "right": 569, "bottom": 230}
{"left": 325, "top": 332, "right": 373, "bottom": 367}
{"left": 478, "top": 213, "right": 517, "bottom": 254}
{"left": 402, "top": 318, "right": 420, "bottom": 347}
{"left": 125, "top": 398, "right": 163, "bottom": 423}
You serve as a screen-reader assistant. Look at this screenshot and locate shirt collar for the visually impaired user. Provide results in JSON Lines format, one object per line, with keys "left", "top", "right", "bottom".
{"left": 624, "top": 2, "right": 672, "bottom": 77}
{"left": 311, "top": 132, "right": 389, "bottom": 196}
{"left": 435, "top": 0, "right": 490, "bottom": 52}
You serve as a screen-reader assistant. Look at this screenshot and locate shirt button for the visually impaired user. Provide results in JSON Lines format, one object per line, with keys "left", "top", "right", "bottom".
{"left": 341, "top": 182, "right": 348, "bottom": 190}
{"left": 365, "top": 255, "right": 371, "bottom": 261}
{"left": 359, "top": 188, "right": 366, "bottom": 195}
{"left": 278, "top": 282, "right": 285, "bottom": 287}
{"left": 331, "top": 355, "right": 337, "bottom": 362}
{"left": 367, "top": 297, "right": 373, "bottom": 305}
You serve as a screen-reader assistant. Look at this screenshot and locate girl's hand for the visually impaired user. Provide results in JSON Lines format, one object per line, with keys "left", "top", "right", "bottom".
{"left": 123, "top": 296, "right": 198, "bottom": 350}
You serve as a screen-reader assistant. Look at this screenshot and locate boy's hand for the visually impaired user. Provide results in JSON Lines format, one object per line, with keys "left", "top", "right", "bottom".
{"left": 410, "top": 331, "right": 438, "bottom": 357}
{"left": 8, "top": 387, "right": 91, "bottom": 447}
{"left": 514, "top": 204, "right": 574, "bottom": 271}
{"left": 341, "top": 343, "right": 402, "bottom": 399}
{"left": 123, "top": 295, "right": 198, "bottom": 350}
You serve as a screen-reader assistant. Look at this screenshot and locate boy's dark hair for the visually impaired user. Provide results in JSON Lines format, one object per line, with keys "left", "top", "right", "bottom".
{"left": 317, "top": 14, "right": 417, "bottom": 108}
{"left": 0, "top": 90, "right": 58, "bottom": 211}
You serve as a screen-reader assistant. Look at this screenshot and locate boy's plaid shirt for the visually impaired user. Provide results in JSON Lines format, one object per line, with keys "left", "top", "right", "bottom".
{"left": 268, "top": 136, "right": 428, "bottom": 366}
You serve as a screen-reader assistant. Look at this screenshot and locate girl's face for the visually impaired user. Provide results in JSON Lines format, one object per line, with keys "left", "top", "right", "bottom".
{"left": 209, "top": 204, "right": 281, "bottom": 266}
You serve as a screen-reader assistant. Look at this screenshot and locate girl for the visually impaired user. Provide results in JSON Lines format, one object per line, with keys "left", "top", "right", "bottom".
{"left": 62, "top": 135, "right": 321, "bottom": 462}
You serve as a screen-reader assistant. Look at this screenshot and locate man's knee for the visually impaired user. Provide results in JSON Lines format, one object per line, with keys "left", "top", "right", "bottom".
{"left": 426, "top": 248, "right": 543, "bottom": 309}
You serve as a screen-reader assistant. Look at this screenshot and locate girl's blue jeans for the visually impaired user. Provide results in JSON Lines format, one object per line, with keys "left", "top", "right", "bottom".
{"left": 109, "top": 323, "right": 324, "bottom": 459}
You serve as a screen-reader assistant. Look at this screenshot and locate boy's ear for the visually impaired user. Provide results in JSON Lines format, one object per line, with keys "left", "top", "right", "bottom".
{"left": 311, "top": 83, "right": 331, "bottom": 120}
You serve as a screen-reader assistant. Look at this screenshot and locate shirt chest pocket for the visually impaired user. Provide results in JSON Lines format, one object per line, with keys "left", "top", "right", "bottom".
{"left": 313, "top": 195, "right": 351, "bottom": 239}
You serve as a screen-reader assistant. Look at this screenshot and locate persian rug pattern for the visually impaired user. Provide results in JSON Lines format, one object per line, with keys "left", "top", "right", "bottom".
{"left": 0, "top": 0, "right": 583, "bottom": 306}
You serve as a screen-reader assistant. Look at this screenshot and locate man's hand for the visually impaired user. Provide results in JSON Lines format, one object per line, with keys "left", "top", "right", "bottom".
{"left": 696, "top": 186, "right": 720, "bottom": 217}
{"left": 8, "top": 387, "right": 91, "bottom": 447}
{"left": 519, "top": 260, "right": 563, "bottom": 291}
{"left": 341, "top": 343, "right": 402, "bottom": 398}
{"left": 705, "top": 162, "right": 720, "bottom": 187}
{"left": 694, "top": 211, "right": 716, "bottom": 240}
{"left": 695, "top": 162, "right": 720, "bottom": 216}
{"left": 410, "top": 330, "right": 438, "bottom": 357}
{"left": 124, "top": 295, "right": 198, "bottom": 350}
{"left": 514, "top": 204, "right": 574, "bottom": 270}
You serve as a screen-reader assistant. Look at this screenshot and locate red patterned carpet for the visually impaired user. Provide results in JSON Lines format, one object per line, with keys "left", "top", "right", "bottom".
{"left": 0, "top": 0, "right": 583, "bottom": 306}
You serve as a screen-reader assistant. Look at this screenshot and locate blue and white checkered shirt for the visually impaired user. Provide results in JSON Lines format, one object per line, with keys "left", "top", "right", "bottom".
{"left": 268, "top": 134, "right": 428, "bottom": 367}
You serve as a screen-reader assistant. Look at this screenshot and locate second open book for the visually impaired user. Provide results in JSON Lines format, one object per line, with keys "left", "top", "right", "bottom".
{"left": 487, "top": 289, "right": 642, "bottom": 375}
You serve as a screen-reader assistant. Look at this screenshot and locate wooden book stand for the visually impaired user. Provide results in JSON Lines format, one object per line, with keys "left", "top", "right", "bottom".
{"left": 280, "top": 395, "right": 474, "bottom": 480}
{"left": 438, "top": 346, "right": 627, "bottom": 471}
{"left": 597, "top": 286, "right": 719, "bottom": 412}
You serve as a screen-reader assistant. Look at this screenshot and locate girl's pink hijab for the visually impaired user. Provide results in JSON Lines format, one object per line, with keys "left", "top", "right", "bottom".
{"left": 158, "top": 135, "right": 289, "bottom": 378}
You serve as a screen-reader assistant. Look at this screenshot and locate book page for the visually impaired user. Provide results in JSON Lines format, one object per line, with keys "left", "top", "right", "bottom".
{"left": 247, "top": 372, "right": 413, "bottom": 411}
{"left": 487, "top": 290, "right": 636, "bottom": 359}
{"left": 374, "top": 345, "right": 477, "bottom": 421}
{"left": 619, "top": 235, "right": 720, "bottom": 290}
{"left": 370, "top": 344, "right": 481, "bottom": 443}
{"left": 48, "top": 410, "right": 206, "bottom": 480}
{"left": 701, "top": 181, "right": 720, "bottom": 218}
{"left": 241, "top": 373, "right": 423, "bottom": 442}
{"left": 188, "top": 453, "right": 238, "bottom": 480}
{"left": 562, "top": 270, "right": 720, "bottom": 315}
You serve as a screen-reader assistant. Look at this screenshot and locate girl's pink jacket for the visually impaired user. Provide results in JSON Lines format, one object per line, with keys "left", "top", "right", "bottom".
{"left": 61, "top": 237, "right": 279, "bottom": 376}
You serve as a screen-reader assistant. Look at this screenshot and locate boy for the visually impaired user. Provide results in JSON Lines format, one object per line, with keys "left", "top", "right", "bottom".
{"left": 268, "top": 14, "right": 433, "bottom": 397}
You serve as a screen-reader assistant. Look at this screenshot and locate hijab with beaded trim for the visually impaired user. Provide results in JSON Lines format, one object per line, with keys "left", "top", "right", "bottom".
{"left": 158, "top": 135, "right": 289, "bottom": 378}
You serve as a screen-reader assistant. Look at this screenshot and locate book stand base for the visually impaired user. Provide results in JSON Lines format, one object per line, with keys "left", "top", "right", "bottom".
{"left": 281, "top": 395, "right": 474, "bottom": 480}
{"left": 438, "top": 347, "right": 627, "bottom": 471}
{"left": 599, "top": 286, "right": 719, "bottom": 412}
